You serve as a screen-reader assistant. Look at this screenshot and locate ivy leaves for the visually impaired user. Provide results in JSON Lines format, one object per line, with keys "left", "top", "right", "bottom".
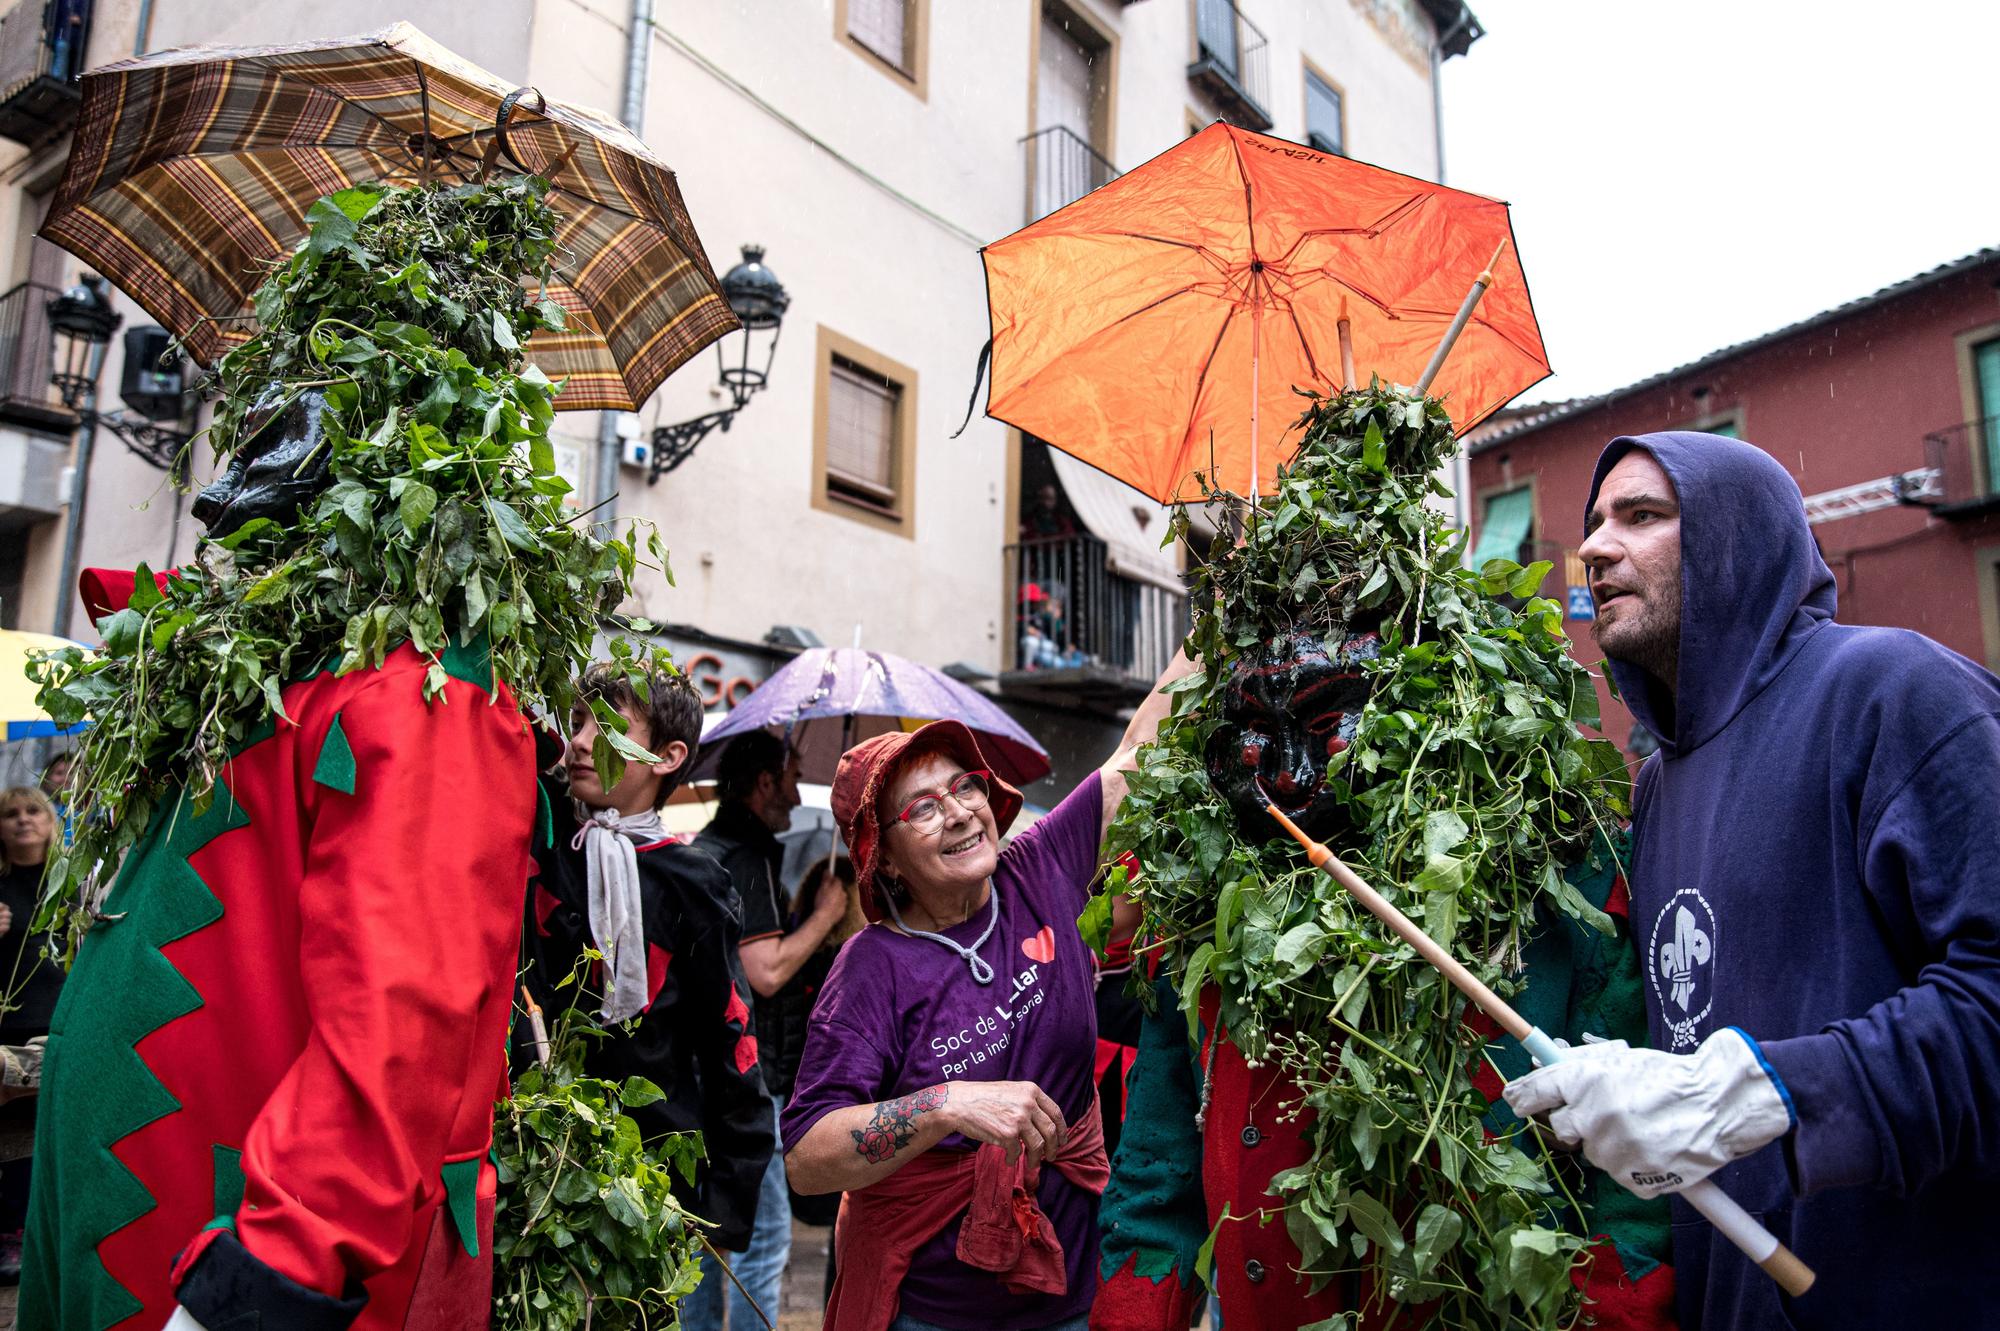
{"left": 494, "top": 1049, "right": 706, "bottom": 1329}
{"left": 1103, "top": 382, "right": 1626, "bottom": 1328}
{"left": 28, "top": 175, "right": 672, "bottom": 946}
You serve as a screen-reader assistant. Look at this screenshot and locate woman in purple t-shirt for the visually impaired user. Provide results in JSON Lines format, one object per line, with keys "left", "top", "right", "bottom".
{"left": 785, "top": 657, "right": 1195, "bottom": 1331}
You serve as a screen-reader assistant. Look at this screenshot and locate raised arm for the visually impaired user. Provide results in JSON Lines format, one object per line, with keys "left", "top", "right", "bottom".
{"left": 1098, "top": 645, "right": 1203, "bottom": 835}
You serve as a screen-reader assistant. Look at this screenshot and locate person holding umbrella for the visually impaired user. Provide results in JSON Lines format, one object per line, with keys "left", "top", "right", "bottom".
{"left": 782, "top": 651, "right": 1195, "bottom": 1331}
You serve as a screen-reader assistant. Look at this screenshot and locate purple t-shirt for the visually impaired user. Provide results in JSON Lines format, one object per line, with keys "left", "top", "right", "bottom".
{"left": 783, "top": 772, "right": 1106, "bottom": 1330}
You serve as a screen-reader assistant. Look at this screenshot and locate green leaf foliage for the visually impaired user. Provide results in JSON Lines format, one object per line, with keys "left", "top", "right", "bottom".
{"left": 494, "top": 1009, "right": 708, "bottom": 1331}
{"left": 26, "top": 175, "right": 677, "bottom": 950}
{"left": 1096, "top": 381, "right": 1630, "bottom": 1328}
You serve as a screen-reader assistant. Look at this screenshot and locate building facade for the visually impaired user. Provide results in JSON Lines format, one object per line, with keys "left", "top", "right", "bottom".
{"left": 1465, "top": 248, "right": 2000, "bottom": 750}
{"left": 0, "top": 0, "right": 1481, "bottom": 805}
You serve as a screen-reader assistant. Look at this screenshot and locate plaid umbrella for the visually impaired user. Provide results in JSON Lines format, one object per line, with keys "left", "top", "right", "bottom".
{"left": 40, "top": 21, "right": 735, "bottom": 410}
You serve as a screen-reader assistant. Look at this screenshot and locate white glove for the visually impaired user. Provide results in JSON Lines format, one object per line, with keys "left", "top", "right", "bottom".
{"left": 164, "top": 1309, "right": 212, "bottom": 1331}
{"left": 1502, "top": 1027, "right": 1795, "bottom": 1199}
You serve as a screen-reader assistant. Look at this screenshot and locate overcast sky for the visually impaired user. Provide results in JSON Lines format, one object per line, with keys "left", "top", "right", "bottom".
{"left": 1440, "top": 1, "right": 2000, "bottom": 404}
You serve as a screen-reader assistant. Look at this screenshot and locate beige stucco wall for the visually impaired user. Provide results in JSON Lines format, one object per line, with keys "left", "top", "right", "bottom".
{"left": 0, "top": 0, "right": 1454, "bottom": 656}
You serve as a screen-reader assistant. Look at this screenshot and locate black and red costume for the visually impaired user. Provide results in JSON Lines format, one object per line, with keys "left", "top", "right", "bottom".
{"left": 519, "top": 780, "right": 775, "bottom": 1250}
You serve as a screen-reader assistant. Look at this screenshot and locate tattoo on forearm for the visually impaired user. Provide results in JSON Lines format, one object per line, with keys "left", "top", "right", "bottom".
{"left": 851, "top": 1085, "right": 949, "bottom": 1163}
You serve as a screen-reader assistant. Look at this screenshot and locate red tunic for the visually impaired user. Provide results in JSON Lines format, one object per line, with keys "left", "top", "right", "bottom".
{"left": 22, "top": 641, "right": 535, "bottom": 1331}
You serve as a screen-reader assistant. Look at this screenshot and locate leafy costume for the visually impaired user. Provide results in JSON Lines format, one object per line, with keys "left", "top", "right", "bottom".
{"left": 23, "top": 177, "right": 663, "bottom": 1330}
{"left": 1086, "top": 386, "right": 1674, "bottom": 1330}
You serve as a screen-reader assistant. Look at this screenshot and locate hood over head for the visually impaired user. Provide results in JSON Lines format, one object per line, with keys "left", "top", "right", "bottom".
{"left": 1584, "top": 431, "right": 1835, "bottom": 755}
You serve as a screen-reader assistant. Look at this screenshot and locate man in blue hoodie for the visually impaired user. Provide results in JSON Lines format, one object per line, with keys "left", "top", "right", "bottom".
{"left": 1503, "top": 431, "right": 2000, "bottom": 1328}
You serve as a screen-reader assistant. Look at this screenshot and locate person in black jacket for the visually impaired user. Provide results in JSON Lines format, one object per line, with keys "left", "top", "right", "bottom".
{"left": 519, "top": 665, "right": 774, "bottom": 1256}
{"left": 0, "top": 784, "right": 60, "bottom": 1284}
{"left": 684, "top": 730, "right": 847, "bottom": 1331}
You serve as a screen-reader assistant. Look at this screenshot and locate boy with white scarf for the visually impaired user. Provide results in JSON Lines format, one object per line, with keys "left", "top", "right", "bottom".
{"left": 518, "top": 663, "right": 775, "bottom": 1254}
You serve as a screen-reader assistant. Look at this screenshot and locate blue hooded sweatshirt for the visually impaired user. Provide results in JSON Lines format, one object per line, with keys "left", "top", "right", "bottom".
{"left": 1587, "top": 432, "right": 2000, "bottom": 1329}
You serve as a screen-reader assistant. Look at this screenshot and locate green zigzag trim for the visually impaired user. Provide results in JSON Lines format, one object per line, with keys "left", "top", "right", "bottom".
{"left": 22, "top": 780, "right": 249, "bottom": 1331}
{"left": 312, "top": 713, "right": 357, "bottom": 795}
{"left": 440, "top": 1158, "right": 481, "bottom": 1258}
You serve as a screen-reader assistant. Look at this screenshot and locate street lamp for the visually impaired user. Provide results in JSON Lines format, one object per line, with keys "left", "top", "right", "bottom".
{"left": 47, "top": 276, "right": 191, "bottom": 469}
{"left": 47, "top": 274, "right": 119, "bottom": 407}
{"left": 647, "top": 245, "right": 790, "bottom": 483}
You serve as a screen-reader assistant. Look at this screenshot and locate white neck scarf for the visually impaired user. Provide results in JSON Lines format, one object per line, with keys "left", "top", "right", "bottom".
{"left": 571, "top": 806, "right": 667, "bottom": 1023}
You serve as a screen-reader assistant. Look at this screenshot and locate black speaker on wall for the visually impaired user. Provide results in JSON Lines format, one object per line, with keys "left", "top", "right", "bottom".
{"left": 120, "top": 325, "right": 185, "bottom": 422}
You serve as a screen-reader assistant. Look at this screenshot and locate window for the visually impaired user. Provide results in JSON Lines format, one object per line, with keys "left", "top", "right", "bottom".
{"left": 814, "top": 327, "right": 919, "bottom": 537}
{"left": 1470, "top": 485, "right": 1533, "bottom": 568}
{"left": 827, "top": 360, "right": 898, "bottom": 505}
{"left": 1977, "top": 337, "right": 2000, "bottom": 489}
{"left": 1699, "top": 418, "right": 1740, "bottom": 439}
{"left": 1304, "top": 65, "right": 1344, "bottom": 156}
{"left": 838, "top": 0, "right": 929, "bottom": 96}
{"left": 1030, "top": 4, "right": 1116, "bottom": 218}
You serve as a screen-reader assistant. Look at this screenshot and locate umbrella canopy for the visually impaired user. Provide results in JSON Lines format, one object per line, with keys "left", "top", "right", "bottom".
{"left": 980, "top": 122, "right": 1550, "bottom": 503}
{"left": 690, "top": 647, "right": 1052, "bottom": 788}
{"left": 0, "top": 630, "right": 89, "bottom": 742}
{"left": 41, "top": 22, "right": 736, "bottom": 410}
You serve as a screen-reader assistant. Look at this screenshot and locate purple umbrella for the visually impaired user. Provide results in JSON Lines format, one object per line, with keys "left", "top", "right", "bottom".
{"left": 688, "top": 647, "right": 1052, "bottom": 786}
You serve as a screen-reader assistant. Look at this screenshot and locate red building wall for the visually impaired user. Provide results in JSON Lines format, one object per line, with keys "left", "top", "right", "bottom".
{"left": 1466, "top": 257, "right": 2000, "bottom": 749}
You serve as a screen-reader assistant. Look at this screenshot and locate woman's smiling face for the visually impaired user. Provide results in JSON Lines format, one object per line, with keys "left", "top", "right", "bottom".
{"left": 879, "top": 749, "right": 1001, "bottom": 899}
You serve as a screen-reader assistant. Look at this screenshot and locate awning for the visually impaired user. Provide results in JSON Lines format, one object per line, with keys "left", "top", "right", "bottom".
{"left": 1470, "top": 486, "right": 1533, "bottom": 568}
{"left": 1047, "top": 449, "right": 1183, "bottom": 589}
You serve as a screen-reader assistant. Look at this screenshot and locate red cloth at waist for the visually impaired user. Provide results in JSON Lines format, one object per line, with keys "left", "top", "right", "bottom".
{"left": 824, "top": 1095, "right": 1109, "bottom": 1331}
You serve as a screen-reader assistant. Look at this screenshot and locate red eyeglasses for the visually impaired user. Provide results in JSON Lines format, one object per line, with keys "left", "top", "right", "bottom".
{"left": 893, "top": 770, "right": 994, "bottom": 835}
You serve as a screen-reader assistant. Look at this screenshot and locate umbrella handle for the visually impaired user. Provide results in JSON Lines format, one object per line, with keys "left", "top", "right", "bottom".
{"left": 495, "top": 86, "right": 549, "bottom": 176}
{"left": 1414, "top": 239, "right": 1509, "bottom": 397}
{"left": 1337, "top": 317, "right": 1356, "bottom": 391}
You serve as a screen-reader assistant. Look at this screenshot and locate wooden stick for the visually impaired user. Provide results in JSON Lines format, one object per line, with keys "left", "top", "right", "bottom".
{"left": 520, "top": 984, "right": 550, "bottom": 1068}
{"left": 1337, "top": 316, "right": 1356, "bottom": 392}
{"left": 1413, "top": 239, "right": 1508, "bottom": 396}
{"left": 1262, "top": 802, "right": 1816, "bottom": 1298}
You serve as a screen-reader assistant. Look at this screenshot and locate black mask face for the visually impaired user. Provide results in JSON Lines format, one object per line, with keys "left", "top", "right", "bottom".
{"left": 1204, "top": 627, "right": 1381, "bottom": 842}
{"left": 191, "top": 386, "right": 334, "bottom": 538}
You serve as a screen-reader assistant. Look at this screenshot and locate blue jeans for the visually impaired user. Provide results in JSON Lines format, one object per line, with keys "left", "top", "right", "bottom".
{"left": 682, "top": 1095, "right": 791, "bottom": 1331}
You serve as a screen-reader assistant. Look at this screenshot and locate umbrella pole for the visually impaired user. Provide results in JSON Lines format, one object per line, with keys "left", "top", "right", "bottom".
{"left": 1249, "top": 289, "right": 1263, "bottom": 501}
{"left": 1338, "top": 317, "right": 1356, "bottom": 391}
{"left": 1414, "top": 239, "right": 1510, "bottom": 397}
{"left": 817, "top": 713, "right": 855, "bottom": 897}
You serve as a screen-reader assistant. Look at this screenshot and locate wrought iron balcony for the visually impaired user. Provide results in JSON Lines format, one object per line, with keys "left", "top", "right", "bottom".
{"left": 1022, "top": 124, "right": 1119, "bottom": 222}
{"left": 1001, "top": 534, "right": 1189, "bottom": 704}
{"left": 0, "top": 0, "right": 90, "bottom": 149}
{"left": 1188, "top": 0, "right": 1272, "bottom": 131}
{"left": 1923, "top": 416, "right": 2000, "bottom": 517}
{"left": 0, "top": 280, "right": 76, "bottom": 431}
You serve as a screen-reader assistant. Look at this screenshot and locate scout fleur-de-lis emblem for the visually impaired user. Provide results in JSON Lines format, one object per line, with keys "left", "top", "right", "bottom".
{"left": 1658, "top": 905, "right": 1712, "bottom": 1012}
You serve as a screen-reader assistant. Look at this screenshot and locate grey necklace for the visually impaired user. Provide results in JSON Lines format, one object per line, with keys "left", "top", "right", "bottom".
{"left": 883, "top": 883, "right": 1000, "bottom": 985}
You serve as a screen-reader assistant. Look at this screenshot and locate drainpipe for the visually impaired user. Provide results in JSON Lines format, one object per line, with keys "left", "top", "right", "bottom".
{"left": 53, "top": 413, "right": 100, "bottom": 639}
{"left": 133, "top": 0, "right": 157, "bottom": 56}
{"left": 1430, "top": 8, "right": 1473, "bottom": 535}
{"left": 594, "top": 0, "right": 656, "bottom": 518}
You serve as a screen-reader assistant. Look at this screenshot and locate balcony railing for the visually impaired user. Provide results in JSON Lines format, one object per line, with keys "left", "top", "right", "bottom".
{"left": 1003, "top": 534, "right": 1189, "bottom": 699}
{"left": 1923, "top": 415, "right": 2000, "bottom": 515}
{"left": 0, "top": 0, "right": 90, "bottom": 149}
{"left": 1022, "top": 124, "right": 1119, "bottom": 222}
{"left": 0, "top": 280, "right": 75, "bottom": 430}
{"left": 1188, "top": 0, "right": 1272, "bottom": 130}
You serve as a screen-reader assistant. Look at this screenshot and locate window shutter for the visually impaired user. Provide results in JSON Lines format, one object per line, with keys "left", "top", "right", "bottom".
{"left": 1470, "top": 487, "right": 1534, "bottom": 568}
{"left": 847, "top": 0, "right": 908, "bottom": 71}
{"left": 1306, "top": 72, "right": 1343, "bottom": 156}
{"left": 827, "top": 360, "right": 899, "bottom": 503}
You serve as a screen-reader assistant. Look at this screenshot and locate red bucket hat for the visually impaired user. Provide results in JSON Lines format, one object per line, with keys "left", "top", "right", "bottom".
{"left": 831, "top": 719, "right": 1024, "bottom": 922}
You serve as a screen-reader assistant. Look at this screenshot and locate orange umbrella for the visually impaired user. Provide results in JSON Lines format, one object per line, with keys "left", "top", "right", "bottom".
{"left": 978, "top": 122, "right": 1550, "bottom": 503}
